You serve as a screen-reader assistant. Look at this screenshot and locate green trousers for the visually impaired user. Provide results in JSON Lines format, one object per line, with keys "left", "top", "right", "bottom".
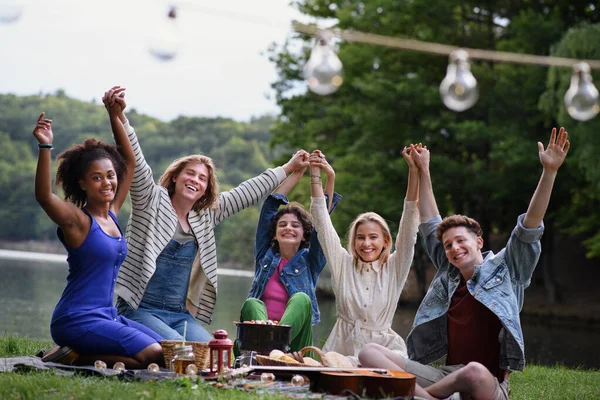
{"left": 237, "top": 292, "right": 313, "bottom": 354}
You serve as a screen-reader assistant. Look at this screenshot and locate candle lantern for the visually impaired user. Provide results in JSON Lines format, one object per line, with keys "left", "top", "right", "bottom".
{"left": 208, "top": 329, "right": 233, "bottom": 375}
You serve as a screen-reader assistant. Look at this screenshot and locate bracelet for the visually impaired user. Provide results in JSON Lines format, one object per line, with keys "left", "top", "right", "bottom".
{"left": 310, "top": 175, "right": 321, "bottom": 179}
{"left": 38, "top": 143, "right": 53, "bottom": 149}
{"left": 310, "top": 182, "right": 322, "bottom": 185}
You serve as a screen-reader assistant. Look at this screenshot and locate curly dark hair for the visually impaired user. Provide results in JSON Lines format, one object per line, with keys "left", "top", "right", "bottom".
{"left": 268, "top": 202, "right": 313, "bottom": 253}
{"left": 55, "top": 138, "right": 127, "bottom": 208}
{"left": 436, "top": 214, "right": 483, "bottom": 242}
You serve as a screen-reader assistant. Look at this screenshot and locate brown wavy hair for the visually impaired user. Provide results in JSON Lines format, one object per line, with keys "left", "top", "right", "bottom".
{"left": 436, "top": 214, "right": 483, "bottom": 242}
{"left": 268, "top": 202, "right": 313, "bottom": 253}
{"left": 347, "top": 212, "right": 392, "bottom": 270}
{"left": 55, "top": 138, "right": 126, "bottom": 208}
{"left": 158, "top": 154, "right": 219, "bottom": 211}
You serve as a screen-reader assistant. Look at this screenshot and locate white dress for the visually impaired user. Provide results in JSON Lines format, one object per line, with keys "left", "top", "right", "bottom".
{"left": 310, "top": 197, "right": 419, "bottom": 366}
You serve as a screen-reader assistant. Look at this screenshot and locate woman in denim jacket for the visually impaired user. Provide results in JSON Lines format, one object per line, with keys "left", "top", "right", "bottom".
{"left": 359, "top": 129, "right": 570, "bottom": 400}
{"left": 242, "top": 152, "right": 340, "bottom": 352}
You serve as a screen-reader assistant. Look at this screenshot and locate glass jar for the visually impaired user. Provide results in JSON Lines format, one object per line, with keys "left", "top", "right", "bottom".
{"left": 170, "top": 345, "right": 195, "bottom": 374}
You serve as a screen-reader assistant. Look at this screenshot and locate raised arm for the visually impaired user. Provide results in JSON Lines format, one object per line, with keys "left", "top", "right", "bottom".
{"left": 410, "top": 144, "right": 440, "bottom": 222}
{"left": 33, "top": 113, "right": 84, "bottom": 233}
{"left": 273, "top": 160, "right": 308, "bottom": 196}
{"left": 309, "top": 150, "right": 325, "bottom": 199}
{"left": 523, "top": 127, "right": 570, "bottom": 229}
{"left": 213, "top": 150, "right": 309, "bottom": 224}
{"left": 102, "top": 86, "right": 136, "bottom": 214}
{"left": 102, "top": 88, "right": 155, "bottom": 211}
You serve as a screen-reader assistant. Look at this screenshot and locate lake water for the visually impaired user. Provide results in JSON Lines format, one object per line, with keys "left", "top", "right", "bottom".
{"left": 1, "top": 255, "right": 599, "bottom": 370}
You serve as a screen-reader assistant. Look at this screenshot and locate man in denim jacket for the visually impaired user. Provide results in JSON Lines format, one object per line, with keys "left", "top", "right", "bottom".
{"left": 359, "top": 128, "right": 570, "bottom": 400}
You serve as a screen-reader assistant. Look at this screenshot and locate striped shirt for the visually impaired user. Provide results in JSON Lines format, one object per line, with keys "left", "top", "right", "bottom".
{"left": 115, "top": 122, "right": 286, "bottom": 323}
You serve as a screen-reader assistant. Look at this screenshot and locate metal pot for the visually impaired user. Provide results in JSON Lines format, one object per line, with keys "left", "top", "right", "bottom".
{"left": 235, "top": 322, "right": 292, "bottom": 354}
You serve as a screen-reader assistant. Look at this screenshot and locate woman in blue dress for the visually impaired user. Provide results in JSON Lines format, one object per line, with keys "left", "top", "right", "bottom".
{"left": 34, "top": 103, "right": 164, "bottom": 368}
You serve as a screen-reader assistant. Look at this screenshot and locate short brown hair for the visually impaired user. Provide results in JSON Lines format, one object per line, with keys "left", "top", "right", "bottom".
{"left": 268, "top": 202, "right": 313, "bottom": 252}
{"left": 158, "top": 154, "right": 218, "bottom": 211}
{"left": 436, "top": 214, "right": 482, "bottom": 242}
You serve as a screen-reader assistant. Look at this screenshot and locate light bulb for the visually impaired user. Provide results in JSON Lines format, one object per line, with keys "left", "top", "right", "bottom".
{"left": 94, "top": 360, "right": 107, "bottom": 371}
{"left": 304, "top": 30, "right": 343, "bottom": 96}
{"left": 148, "top": 6, "right": 182, "bottom": 62}
{"left": 564, "top": 62, "right": 599, "bottom": 121}
{"left": 0, "top": 0, "right": 23, "bottom": 24}
{"left": 112, "top": 361, "right": 126, "bottom": 372}
{"left": 439, "top": 49, "right": 479, "bottom": 112}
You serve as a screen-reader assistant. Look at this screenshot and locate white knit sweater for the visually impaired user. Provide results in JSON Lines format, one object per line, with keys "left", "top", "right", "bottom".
{"left": 115, "top": 122, "right": 286, "bottom": 323}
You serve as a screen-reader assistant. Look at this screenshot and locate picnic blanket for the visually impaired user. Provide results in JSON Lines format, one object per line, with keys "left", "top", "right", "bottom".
{"left": 0, "top": 356, "right": 415, "bottom": 399}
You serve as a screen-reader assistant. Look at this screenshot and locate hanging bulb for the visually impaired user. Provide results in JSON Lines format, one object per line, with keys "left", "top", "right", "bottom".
{"left": 564, "top": 62, "right": 599, "bottom": 121}
{"left": 439, "top": 49, "right": 479, "bottom": 112}
{"left": 304, "top": 30, "right": 343, "bottom": 96}
{"left": 0, "top": 0, "right": 23, "bottom": 24}
{"left": 148, "top": 6, "right": 182, "bottom": 62}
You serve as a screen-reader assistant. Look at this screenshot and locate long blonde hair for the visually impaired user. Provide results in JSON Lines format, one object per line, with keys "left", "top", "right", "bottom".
{"left": 158, "top": 154, "right": 219, "bottom": 211}
{"left": 346, "top": 212, "right": 392, "bottom": 271}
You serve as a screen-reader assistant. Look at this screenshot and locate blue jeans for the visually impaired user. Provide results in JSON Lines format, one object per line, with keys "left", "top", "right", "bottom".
{"left": 116, "top": 239, "right": 212, "bottom": 342}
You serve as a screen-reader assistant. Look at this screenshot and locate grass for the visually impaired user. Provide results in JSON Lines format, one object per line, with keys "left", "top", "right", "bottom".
{"left": 1, "top": 335, "right": 600, "bottom": 399}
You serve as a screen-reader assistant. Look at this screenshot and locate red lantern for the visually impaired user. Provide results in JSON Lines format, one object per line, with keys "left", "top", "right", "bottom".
{"left": 208, "top": 329, "right": 233, "bottom": 375}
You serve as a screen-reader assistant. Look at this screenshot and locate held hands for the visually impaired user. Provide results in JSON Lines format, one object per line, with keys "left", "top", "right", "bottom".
{"left": 283, "top": 149, "right": 310, "bottom": 174}
{"left": 539, "top": 127, "right": 570, "bottom": 172}
{"left": 404, "top": 143, "right": 430, "bottom": 172}
{"left": 309, "top": 149, "right": 334, "bottom": 177}
{"left": 102, "top": 86, "right": 127, "bottom": 117}
{"left": 33, "top": 113, "right": 53, "bottom": 144}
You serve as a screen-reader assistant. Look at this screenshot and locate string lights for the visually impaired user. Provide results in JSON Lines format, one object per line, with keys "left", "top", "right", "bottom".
{"left": 304, "top": 30, "right": 344, "bottom": 96}
{"left": 2, "top": 2, "right": 598, "bottom": 120}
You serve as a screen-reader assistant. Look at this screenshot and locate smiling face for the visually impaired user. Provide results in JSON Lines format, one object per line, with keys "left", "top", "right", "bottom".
{"left": 441, "top": 226, "right": 484, "bottom": 271}
{"left": 274, "top": 213, "right": 304, "bottom": 252}
{"left": 354, "top": 221, "right": 389, "bottom": 263}
{"left": 78, "top": 158, "right": 118, "bottom": 204}
{"left": 172, "top": 161, "right": 209, "bottom": 203}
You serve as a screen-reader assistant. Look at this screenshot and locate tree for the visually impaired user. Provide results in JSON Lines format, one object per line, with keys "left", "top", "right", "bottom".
{"left": 267, "top": 0, "right": 600, "bottom": 302}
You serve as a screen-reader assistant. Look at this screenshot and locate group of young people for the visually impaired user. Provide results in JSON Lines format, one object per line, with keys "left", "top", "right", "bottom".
{"left": 35, "top": 85, "right": 570, "bottom": 400}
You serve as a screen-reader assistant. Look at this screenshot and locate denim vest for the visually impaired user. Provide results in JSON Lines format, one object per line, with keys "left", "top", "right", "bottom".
{"left": 247, "top": 192, "right": 342, "bottom": 325}
{"left": 406, "top": 214, "right": 543, "bottom": 372}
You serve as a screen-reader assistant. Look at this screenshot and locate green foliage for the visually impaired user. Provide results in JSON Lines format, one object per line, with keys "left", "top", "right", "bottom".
{"left": 539, "top": 23, "right": 600, "bottom": 257}
{"left": 271, "top": 1, "right": 600, "bottom": 256}
{"left": 0, "top": 92, "right": 277, "bottom": 266}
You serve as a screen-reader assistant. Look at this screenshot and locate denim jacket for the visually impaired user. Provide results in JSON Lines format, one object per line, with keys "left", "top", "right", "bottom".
{"left": 406, "top": 214, "right": 543, "bottom": 372}
{"left": 247, "top": 192, "right": 342, "bottom": 325}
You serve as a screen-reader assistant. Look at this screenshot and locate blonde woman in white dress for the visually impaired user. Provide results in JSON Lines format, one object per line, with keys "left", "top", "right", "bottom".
{"left": 309, "top": 148, "right": 419, "bottom": 366}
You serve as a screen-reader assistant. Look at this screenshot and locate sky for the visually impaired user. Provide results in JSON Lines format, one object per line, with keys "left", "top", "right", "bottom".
{"left": 0, "top": 0, "right": 315, "bottom": 122}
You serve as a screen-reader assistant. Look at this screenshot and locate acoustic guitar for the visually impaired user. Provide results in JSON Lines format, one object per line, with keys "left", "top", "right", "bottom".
{"left": 226, "top": 365, "right": 416, "bottom": 398}
{"left": 311, "top": 368, "right": 416, "bottom": 398}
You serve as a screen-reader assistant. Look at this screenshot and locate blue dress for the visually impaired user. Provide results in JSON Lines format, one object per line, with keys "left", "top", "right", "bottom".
{"left": 50, "top": 210, "right": 163, "bottom": 356}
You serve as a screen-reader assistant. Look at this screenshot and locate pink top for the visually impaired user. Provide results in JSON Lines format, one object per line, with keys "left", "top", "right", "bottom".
{"left": 261, "top": 258, "right": 290, "bottom": 321}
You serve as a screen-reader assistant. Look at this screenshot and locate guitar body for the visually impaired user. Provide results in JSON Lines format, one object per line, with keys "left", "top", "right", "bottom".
{"left": 312, "top": 369, "right": 416, "bottom": 398}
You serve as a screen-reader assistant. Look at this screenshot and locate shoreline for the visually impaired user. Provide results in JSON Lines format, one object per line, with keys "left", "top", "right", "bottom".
{"left": 3, "top": 245, "right": 600, "bottom": 329}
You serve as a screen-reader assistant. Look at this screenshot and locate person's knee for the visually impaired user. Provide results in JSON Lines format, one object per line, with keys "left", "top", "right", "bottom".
{"left": 136, "top": 343, "right": 164, "bottom": 366}
{"left": 457, "top": 362, "right": 491, "bottom": 385}
{"left": 241, "top": 297, "right": 263, "bottom": 314}
{"left": 358, "top": 342, "right": 382, "bottom": 366}
{"left": 290, "top": 292, "right": 310, "bottom": 304}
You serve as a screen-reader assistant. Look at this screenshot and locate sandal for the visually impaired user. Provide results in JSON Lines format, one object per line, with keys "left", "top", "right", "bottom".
{"left": 41, "top": 345, "right": 79, "bottom": 365}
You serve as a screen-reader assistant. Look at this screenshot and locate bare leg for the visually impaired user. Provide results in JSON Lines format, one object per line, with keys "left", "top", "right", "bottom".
{"left": 358, "top": 343, "right": 437, "bottom": 399}
{"left": 358, "top": 342, "right": 408, "bottom": 370}
{"left": 75, "top": 343, "right": 164, "bottom": 369}
{"left": 425, "top": 362, "right": 497, "bottom": 400}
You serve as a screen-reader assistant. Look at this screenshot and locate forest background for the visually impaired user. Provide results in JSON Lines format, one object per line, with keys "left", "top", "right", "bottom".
{"left": 1, "top": 0, "right": 599, "bottom": 313}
